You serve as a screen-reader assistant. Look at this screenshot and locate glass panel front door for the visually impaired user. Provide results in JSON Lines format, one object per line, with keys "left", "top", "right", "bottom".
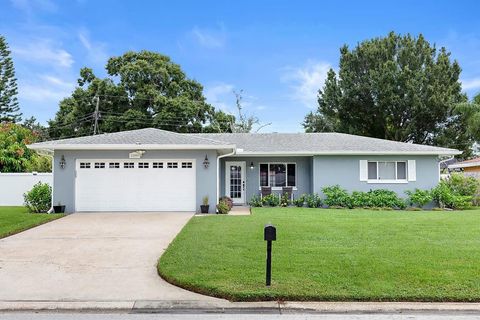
{"left": 225, "top": 161, "right": 246, "bottom": 204}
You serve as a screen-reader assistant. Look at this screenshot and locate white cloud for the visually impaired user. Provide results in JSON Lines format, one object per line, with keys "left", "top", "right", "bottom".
{"left": 205, "top": 83, "right": 234, "bottom": 101}
{"left": 462, "top": 78, "right": 480, "bottom": 91}
{"left": 205, "top": 82, "right": 235, "bottom": 112}
{"left": 12, "top": 39, "right": 74, "bottom": 68}
{"left": 19, "top": 74, "right": 75, "bottom": 102}
{"left": 78, "top": 28, "right": 108, "bottom": 66}
{"left": 281, "top": 60, "right": 332, "bottom": 108}
{"left": 191, "top": 25, "right": 226, "bottom": 48}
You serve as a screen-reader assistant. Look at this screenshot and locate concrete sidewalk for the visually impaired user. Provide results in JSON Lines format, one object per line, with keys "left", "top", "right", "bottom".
{"left": 1, "top": 300, "right": 480, "bottom": 314}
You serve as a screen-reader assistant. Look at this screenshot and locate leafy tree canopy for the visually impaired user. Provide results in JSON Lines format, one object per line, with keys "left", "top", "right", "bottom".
{"left": 451, "top": 93, "right": 480, "bottom": 155}
{"left": 0, "top": 35, "right": 21, "bottom": 122}
{"left": 49, "top": 50, "right": 233, "bottom": 138}
{"left": 0, "top": 122, "right": 51, "bottom": 173}
{"left": 303, "top": 32, "right": 473, "bottom": 156}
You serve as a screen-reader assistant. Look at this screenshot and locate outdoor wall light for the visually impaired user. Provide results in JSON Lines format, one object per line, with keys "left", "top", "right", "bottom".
{"left": 203, "top": 154, "right": 210, "bottom": 169}
{"left": 59, "top": 155, "right": 66, "bottom": 169}
{"left": 250, "top": 161, "right": 255, "bottom": 170}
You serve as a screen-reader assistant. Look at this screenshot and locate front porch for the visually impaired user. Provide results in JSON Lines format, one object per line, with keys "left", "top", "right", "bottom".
{"left": 219, "top": 156, "right": 313, "bottom": 205}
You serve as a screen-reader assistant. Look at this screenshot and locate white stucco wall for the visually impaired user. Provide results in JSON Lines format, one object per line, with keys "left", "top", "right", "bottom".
{"left": 0, "top": 173, "right": 53, "bottom": 206}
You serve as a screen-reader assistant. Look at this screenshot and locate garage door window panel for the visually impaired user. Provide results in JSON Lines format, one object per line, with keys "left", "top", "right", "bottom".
{"left": 109, "top": 162, "right": 120, "bottom": 169}
{"left": 94, "top": 162, "right": 105, "bottom": 169}
{"left": 80, "top": 162, "right": 91, "bottom": 169}
{"left": 153, "top": 162, "right": 163, "bottom": 168}
{"left": 182, "top": 162, "right": 193, "bottom": 168}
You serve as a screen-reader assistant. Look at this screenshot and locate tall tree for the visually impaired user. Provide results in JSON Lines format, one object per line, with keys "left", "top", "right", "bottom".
{"left": 49, "top": 51, "right": 228, "bottom": 138}
{"left": 304, "top": 32, "right": 469, "bottom": 154}
{"left": 0, "top": 35, "right": 21, "bottom": 123}
{"left": 23, "top": 116, "right": 49, "bottom": 142}
{"left": 448, "top": 93, "right": 480, "bottom": 156}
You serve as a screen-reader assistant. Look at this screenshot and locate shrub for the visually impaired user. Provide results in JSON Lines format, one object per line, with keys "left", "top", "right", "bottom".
{"left": 262, "top": 194, "right": 280, "bottom": 207}
{"left": 280, "top": 193, "right": 291, "bottom": 207}
{"left": 431, "top": 181, "right": 454, "bottom": 209}
{"left": 293, "top": 194, "right": 306, "bottom": 207}
{"left": 431, "top": 180, "right": 473, "bottom": 209}
{"left": 23, "top": 182, "right": 51, "bottom": 213}
{"left": 249, "top": 195, "right": 262, "bottom": 207}
{"left": 216, "top": 200, "right": 230, "bottom": 214}
{"left": 350, "top": 189, "right": 405, "bottom": 209}
{"left": 219, "top": 196, "right": 233, "bottom": 210}
{"left": 405, "top": 189, "right": 432, "bottom": 208}
{"left": 305, "top": 193, "right": 322, "bottom": 208}
{"left": 322, "top": 185, "right": 351, "bottom": 208}
{"left": 447, "top": 173, "right": 479, "bottom": 198}
{"left": 350, "top": 191, "right": 373, "bottom": 208}
{"left": 368, "top": 189, "right": 406, "bottom": 209}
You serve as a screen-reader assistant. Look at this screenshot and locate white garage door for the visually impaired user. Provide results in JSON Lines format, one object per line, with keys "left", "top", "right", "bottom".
{"left": 75, "top": 159, "right": 196, "bottom": 212}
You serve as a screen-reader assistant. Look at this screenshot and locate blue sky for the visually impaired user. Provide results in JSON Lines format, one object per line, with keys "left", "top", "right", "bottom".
{"left": 1, "top": 0, "right": 480, "bottom": 132}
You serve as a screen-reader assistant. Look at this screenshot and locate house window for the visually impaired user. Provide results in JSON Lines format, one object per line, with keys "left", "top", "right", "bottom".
{"left": 182, "top": 162, "right": 193, "bottom": 168}
{"left": 124, "top": 162, "right": 134, "bottom": 169}
{"left": 94, "top": 162, "right": 105, "bottom": 169}
{"left": 153, "top": 162, "right": 163, "bottom": 168}
{"left": 109, "top": 162, "right": 120, "bottom": 169}
{"left": 167, "top": 162, "right": 178, "bottom": 168}
{"left": 138, "top": 162, "right": 149, "bottom": 169}
{"left": 368, "top": 161, "right": 407, "bottom": 181}
{"left": 259, "top": 163, "right": 296, "bottom": 188}
{"left": 80, "top": 162, "right": 91, "bottom": 169}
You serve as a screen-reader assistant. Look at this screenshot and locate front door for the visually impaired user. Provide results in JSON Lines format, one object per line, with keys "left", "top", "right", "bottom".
{"left": 225, "top": 161, "right": 246, "bottom": 204}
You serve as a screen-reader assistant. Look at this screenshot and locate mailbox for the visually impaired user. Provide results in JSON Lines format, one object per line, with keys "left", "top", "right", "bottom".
{"left": 264, "top": 224, "right": 276, "bottom": 286}
{"left": 264, "top": 224, "right": 276, "bottom": 241}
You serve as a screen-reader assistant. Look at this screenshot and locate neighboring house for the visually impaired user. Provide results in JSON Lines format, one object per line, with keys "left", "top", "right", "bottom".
{"left": 448, "top": 158, "right": 480, "bottom": 178}
{"left": 28, "top": 128, "right": 460, "bottom": 213}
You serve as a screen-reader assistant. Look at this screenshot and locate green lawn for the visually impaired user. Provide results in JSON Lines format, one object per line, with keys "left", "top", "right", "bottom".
{"left": 158, "top": 207, "right": 480, "bottom": 302}
{"left": 0, "top": 206, "right": 64, "bottom": 239}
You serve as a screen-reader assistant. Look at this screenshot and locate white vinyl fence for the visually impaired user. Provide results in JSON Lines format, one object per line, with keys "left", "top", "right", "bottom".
{"left": 0, "top": 173, "right": 53, "bottom": 206}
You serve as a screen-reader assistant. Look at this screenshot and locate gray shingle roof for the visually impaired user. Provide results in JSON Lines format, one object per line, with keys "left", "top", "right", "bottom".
{"left": 29, "top": 128, "right": 460, "bottom": 155}
{"left": 191, "top": 132, "right": 460, "bottom": 155}
{"left": 30, "top": 128, "right": 229, "bottom": 147}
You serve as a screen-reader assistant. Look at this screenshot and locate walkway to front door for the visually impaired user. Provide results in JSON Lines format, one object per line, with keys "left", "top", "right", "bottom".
{"left": 225, "top": 161, "right": 246, "bottom": 204}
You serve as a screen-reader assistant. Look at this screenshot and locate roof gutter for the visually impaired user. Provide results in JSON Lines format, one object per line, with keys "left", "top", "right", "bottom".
{"left": 234, "top": 150, "right": 461, "bottom": 156}
{"left": 27, "top": 144, "right": 236, "bottom": 151}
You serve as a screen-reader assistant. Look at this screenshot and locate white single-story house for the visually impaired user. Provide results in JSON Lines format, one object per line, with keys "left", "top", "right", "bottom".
{"left": 28, "top": 128, "right": 460, "bottom": 213}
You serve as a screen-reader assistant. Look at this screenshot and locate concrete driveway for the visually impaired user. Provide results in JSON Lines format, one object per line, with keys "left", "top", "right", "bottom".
{"left": 0, "top": 212, "right": 216, "bottom": 302}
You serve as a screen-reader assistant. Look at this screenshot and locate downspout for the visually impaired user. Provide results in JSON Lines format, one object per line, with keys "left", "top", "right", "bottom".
{"left": 216, "top": 148, "right": 236, "bottom": 208}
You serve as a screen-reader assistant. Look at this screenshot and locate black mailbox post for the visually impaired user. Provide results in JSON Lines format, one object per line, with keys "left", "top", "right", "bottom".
{"left": 264, "top": 224, "right": 276, "bottom": 286}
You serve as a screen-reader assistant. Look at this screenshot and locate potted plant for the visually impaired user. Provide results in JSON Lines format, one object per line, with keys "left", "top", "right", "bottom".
{"left": 53, "top": 202, "right": 66, "bottom": 213}
{"left": 200, "top": 196, "right": 209, "bottom": 213}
